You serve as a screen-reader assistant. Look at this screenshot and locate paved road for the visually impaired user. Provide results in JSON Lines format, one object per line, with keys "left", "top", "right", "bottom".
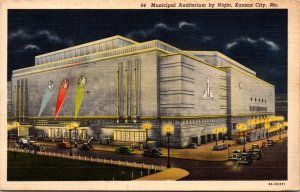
{"left": 9, "top": 138, "right": 287, "bottom": 180}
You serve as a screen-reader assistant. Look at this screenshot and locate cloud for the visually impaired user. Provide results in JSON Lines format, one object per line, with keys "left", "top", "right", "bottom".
{"left": 23, "top": 44, "right": 40, "bottom": 51}
{"left": 127, "top": 21, "right": 196, "bottom": 39}
{"left": 9, "top": 29, "right": 74, "bottom": 46}
{"left": 127, "top": 22, "right": 173, "bottom": 39}
{"left": 178, "top": 21, "right": 196, "bottom": 29}
{"left": 154, "top": 23, "right": 173, "bottom": 31}
{"left": 8, "top": 29, "right": 32, "bottom": 40}
{"left": 36, "top": 30, "right": 61, "bottom": 42}
{"left": 225, "top": 36, "right": 279, "bottom": 51}
{"left": 201, "top": 36, "right": 213, "bottom": 42}
{"left": 259, "top": 38, "right": 280, "bottom": 51}
{"left": 226, "top": 42, "right": 238, "bottom": 49}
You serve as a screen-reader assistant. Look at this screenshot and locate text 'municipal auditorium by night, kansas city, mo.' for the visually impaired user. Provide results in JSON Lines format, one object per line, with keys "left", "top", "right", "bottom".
{"left": 8, "top": 35, "right": 286, "bottom": 148}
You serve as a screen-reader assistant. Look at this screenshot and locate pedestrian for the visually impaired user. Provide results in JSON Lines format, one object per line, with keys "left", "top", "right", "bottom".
{"left": 139, "top": 143, "right": 143, "bottom": 150}
{"left": 75, "top": 141, "right": 78, "bottom": 148}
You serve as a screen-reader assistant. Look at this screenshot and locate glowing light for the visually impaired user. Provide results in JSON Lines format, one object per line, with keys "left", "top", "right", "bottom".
{"left": 236, "top": 123, "right": 248, "bottom": 131}
{"left": 7, "top": 121, "right": 20, "bottom": 129}
{"left": 213, "top": 127, "right": 227, "bottom": 134}
{"left": 65, "top": 122, "right": 79, "bottom": 130}
{"left": 163, "top": 123, "right": 174, "bottom": 135}
{"left": 141, "top": 122, "right": 152, "bottom": 130}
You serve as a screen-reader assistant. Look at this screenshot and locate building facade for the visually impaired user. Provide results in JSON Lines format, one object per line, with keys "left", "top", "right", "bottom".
{"left": 9, "top": 35, "right": 278, "bottom": 147}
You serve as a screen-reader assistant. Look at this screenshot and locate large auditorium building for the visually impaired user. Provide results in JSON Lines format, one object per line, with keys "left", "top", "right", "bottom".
{"left": 9, "top": 35, "right": 278, "bottom": 147}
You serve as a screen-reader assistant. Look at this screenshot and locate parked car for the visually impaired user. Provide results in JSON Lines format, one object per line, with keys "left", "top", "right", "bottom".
{"left": 143, "top": 148, "right": 163, "bottom": 157}
{"left": 115, "top": 146, "right": 135, "bottom": 155}
{"left": 237, "top": 152, "right": 253, "bottom": 164}
{"left": 229, "top": 150, "right": 242, "bottom": 161}
{"left": 79, "top": 137, "right": 94, "bottom": 151}
{"left": 251, "top": 144, "right": 260, "bottom": 149}
{"left": 57, "top": 140, "right": 70, "bottom": 149}
{"left": 188, "top": 143, "right": 198, "bottom": 149}
{"left": 249, "top": 148, "right": 263, "bottom": 160}
{"left": 267, "top": 140, "right": 274, "bottom": 146}
{"left": 212, "top": 143, "right": 228, "bottom": 151}
{"left": 17, "top": 137, "right": 32, "bottom": 149}
{"left": 79, "top": 143, "right": 93, "bottom": 151}
{"left": 28, "top": 141, "right": 45, "bottom": 151}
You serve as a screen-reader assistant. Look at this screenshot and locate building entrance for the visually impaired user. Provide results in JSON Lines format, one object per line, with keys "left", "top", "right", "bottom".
{"left": 113, "top": 130, "right": 146, "bottom": 142}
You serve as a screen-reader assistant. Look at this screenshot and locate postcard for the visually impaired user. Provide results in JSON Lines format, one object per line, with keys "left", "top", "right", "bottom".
{"left": 0, "top": 0, "right": 299, "bottom": 191}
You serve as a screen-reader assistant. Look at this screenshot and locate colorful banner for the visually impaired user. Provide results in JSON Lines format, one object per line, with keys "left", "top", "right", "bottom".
{"left": 74, "top": 76, "right": 87, "bottom": 119}
{"left": 38, "top": 81, "right": 54, "bottom": 117}
{"left": 54, "top": 78, "right": 70, "bottom": 119}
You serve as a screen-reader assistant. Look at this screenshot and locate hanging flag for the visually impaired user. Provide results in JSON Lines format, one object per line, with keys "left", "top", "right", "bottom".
{"left": 38, "top": 81, "right": 54, "bottom": 117}
{"left": 54, "top": 78, "right": 70, "bottom": 119}
{"left": 74, "top": 76, "right": 87, "bottom": 119}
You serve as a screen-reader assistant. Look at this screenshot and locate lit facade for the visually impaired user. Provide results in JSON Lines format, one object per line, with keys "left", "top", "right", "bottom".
{"left": 10, "top": 35, "right": 276, "bottom": 147}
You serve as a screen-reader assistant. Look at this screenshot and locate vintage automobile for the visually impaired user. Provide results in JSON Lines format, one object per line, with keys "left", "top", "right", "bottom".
{"left": 79, "top": 137, "right": 94, "bottom": 151}
{"left": 28, "top": 141, "right": 45, "bottom": 151}
{"left": 229, "top": 150, "right": 242, "bottom": 161}
{"left": 115, "top": 146, "right": 135, "bottom": 155}
{"left": 188, "top": 143, "right": 198, "bottom": 149}
{"left": 237, "top": 152, "right": 254, "bottom": 164}
{"left": 212, "top": 143, "right": 228, "bottom": 151}
{"left": 267, "top": 140, "right": 274, "bottom": 146}
{"left": 17, "top": 137, "right": 34, "bottom": 149}
{"left": 79, "top": 143, "right": 93, "bottom": 151}
{"left": 143, "top": 148, "right": 163, "bottom": 158}
{"left": 57, "top": 140, "right": 71, "bottom": 149}
{"left": 251, "top": 144, "right": 260, "bottom": 149}
{"left": 248, "top": 148, "right": 263, "bottom": 160}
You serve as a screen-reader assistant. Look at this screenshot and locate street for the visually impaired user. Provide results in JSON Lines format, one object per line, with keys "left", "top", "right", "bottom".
{"left": 9, "top": 138, "right": 287, "bottom": 180}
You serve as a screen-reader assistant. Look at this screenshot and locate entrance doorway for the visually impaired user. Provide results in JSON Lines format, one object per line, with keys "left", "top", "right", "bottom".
{"left": 114, "top": 130, "right": 146, "bottom": 142}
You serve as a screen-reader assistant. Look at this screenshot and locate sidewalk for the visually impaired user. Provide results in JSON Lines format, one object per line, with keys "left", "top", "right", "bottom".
{"left": 17, "top": 132, "right": 287, "bottom": 162}
{"left": 165, "top": 132, "right": 287, "bottom": 161}
{"left": 135, "top": 168, "right": 189, "bottom": 180}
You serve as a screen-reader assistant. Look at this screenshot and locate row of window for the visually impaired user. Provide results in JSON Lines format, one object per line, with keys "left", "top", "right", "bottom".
{"left": 250, "top": 97, "right": 267, "bottom": 103}
{"left": 249, "top": 106, "right": 268, "bottom": 112}
{"left": 35, "top": 39, "right": 131, "bottom": 65}
{"left": 182, "top": 118, "right": 227, "bottom": 125}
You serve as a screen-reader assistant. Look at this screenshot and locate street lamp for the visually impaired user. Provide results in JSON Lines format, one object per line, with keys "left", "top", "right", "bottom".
{"left": 213, "top": 127, "right": 227, "bottom": 145}
{"left": 141, "top": 122, "right": 152, "bottom": 148}
{"left": 8, "top": 122, "right": 20, "bottom": 146}
{"left": 236, "top": 123, "right": 248, "bottom": 152}
{"left": 278, "top": 123, "right": 282, "bottom": 140}
{"left": 163, "top": 123, "right": 174, "bottom": 168}
{"left": 66, "top": 122, "right": 79, "bottom": 156}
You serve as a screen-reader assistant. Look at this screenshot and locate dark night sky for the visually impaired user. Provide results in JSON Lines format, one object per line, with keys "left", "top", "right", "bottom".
{"left": 8, "top": 9, "right": 287, "bottom": 94}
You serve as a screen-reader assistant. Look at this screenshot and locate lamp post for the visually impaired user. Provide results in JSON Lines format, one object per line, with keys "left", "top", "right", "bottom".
{"left": 67, "top": 122, "right": 79, "bottom": 156}
{"left": 7, "top": 134, "right": 10, "bottom": 148}
{"left": 163, "top": 123, "right": 174, "bottom": 169}
{"left": 142, "top": 122, "right": 152, "bottom": 148}
{"left": 69, "top": 125, "right": 73, "bottom": 156}
{"left": 236, "top": 123, "right": 248, "bottom": 152}
{"left": 213, "top": 127, "right": 227, "bottom": 145}
{"left": 167, "top": 132, "right": 171, "bottom": 168}
{"left": 242, "top": 131, "right": 246, "bottom": 152}
{"left": 278, "top": 123, "right": 282, "bottom": 140}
